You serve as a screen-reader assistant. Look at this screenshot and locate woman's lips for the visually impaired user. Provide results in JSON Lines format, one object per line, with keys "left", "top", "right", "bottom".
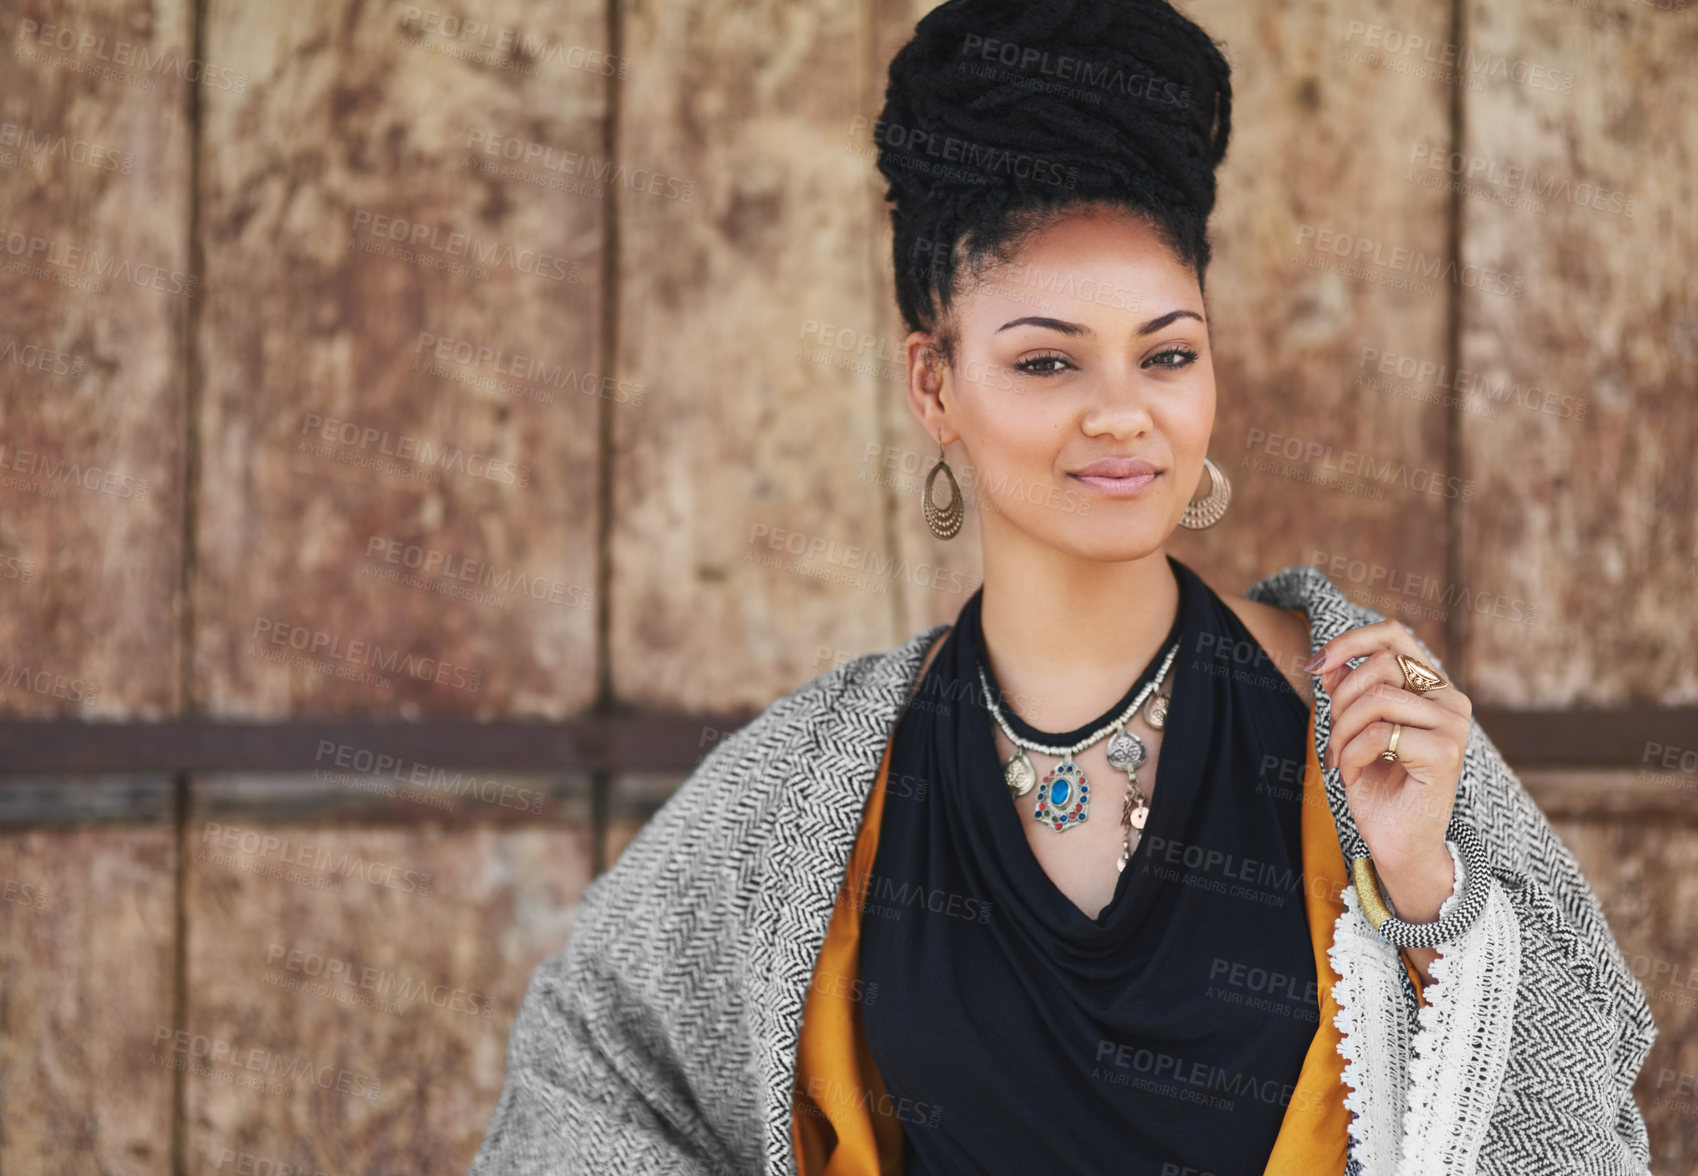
{"left": 1068, "top": 470, "right": 1161, "bottom": 496}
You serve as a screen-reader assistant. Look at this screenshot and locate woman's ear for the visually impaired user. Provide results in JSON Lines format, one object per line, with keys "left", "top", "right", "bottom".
{"left": 904, "top": 332, "right": 956, "bottom": 445}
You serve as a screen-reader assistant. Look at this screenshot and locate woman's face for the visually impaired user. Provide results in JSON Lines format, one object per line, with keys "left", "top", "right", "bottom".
{"left": 908, "top": 205, "right": 1216, "bottom": 564}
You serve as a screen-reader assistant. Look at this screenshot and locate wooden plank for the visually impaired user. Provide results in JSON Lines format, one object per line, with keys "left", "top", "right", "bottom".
{"left": 183, "top": 811, "right": 594, "bottom": 1174}
{"left": 0, "top": 824, "right": 175, "bottom": 1174}
{"left": 609, "top": 0, "right": 899, "bottom": 710}
{"left": 1477, "top": 703, "right": 1698, "bottom": 775}
{"left": 1459, "top": 1, "right": 1698, "bottom": 705}
{"left": 190, "top": 0, "right": 607, "bottom": 719}
{"left": 0, "top": 773, "right": 173, "bottom": 824}
{"left": 0, "top": 0, "right": 194, "bottom": 718}
{"left": 0, "top": 713, "right": 759, "bottom": 774}
{"left": 1520, "top": 768, "right": 1698, "bottom": 823}
{"left": 191, "top": 770, "right": 592, "bottom": 826}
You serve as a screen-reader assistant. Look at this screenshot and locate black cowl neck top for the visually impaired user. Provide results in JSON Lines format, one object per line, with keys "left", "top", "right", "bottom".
{"left": 858, "top": 554, "right": 1319, "bottom": 1174}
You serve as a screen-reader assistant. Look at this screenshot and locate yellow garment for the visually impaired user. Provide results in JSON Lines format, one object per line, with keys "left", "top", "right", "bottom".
{"left": 793, "top": 674, "right": 1420, "bottom": 1173}
{"left": 1261, "top": 702, "right": 1356, "bottom": 1174}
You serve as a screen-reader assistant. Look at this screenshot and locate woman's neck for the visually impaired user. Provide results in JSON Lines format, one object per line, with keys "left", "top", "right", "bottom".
{"left": 977, "top": 531, "right": 1180, "bottom": 734}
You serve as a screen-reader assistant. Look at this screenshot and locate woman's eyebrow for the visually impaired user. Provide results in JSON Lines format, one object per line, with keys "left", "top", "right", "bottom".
{"left": 1136, "top": 309, "right": 1204, "bottom": 335}
{"left": 994, "top": 309, "right": 1204, "bottom": 336}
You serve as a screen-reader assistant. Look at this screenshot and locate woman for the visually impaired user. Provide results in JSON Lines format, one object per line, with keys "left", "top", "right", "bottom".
{"left": 471, "top": 1, "right": 1656, "bottom": 1173}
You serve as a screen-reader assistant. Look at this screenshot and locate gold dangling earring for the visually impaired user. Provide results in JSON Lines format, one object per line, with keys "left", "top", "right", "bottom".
{"left": 922, "top": 437, "right": 964, "bottom": 539}
{"left": 1178, "top": 456, "right": 1231, "bottom": 529}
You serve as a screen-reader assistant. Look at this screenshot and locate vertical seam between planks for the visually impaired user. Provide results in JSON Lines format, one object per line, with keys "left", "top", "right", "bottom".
{"left": 174, "top": 0, "right": 211, "bottom": 1165}
{"left": 1444, "top": 0, "right": 1469, "bottom": 680}
{"left": 591, "top": 0, "right": 627, "bottom": 877}
{"left": 866, "top": 0, "right": 906, "bottom": 643}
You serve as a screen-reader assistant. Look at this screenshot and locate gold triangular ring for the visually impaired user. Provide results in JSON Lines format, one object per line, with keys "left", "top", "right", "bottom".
{"left": 1395, "top": 652, "right": 1449, "bottom": 695}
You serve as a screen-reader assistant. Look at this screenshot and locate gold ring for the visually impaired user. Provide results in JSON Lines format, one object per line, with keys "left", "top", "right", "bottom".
{"left": 1396, "top": 652, "right": 1448, "bottom": 695}
{"left": 1379, "top": 721, "right": 1401, "bottom": 763}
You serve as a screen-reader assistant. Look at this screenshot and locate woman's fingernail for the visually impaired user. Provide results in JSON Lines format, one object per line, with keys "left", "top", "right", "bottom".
{"left": 1303, "top": 650, "right": 1326, "bottom": 672}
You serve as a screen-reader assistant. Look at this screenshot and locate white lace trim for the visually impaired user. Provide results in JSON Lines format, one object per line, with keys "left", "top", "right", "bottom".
{"left": 1395, "top": 880, "right": 1520, "bottom": 1175}
{"left": 1331, "top": 884, "right": 1411, "bottom": 1175}
{"left": 1330, "top": 873, "right": 1520, "bottom": 1175}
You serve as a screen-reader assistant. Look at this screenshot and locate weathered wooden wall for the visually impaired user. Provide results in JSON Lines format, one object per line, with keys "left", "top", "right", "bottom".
{"left": 2, "top": 0, "right": 1695, "bottom": 1171}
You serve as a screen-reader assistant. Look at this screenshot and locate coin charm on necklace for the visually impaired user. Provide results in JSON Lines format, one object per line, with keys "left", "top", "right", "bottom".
{"left": 1117, "top": 781, "right": 1150, "bottom": 872}
{"left": 1105, "top": 723, "right": 1146, "bottom": 773}
{"left": 1143, "top": 689, "right": 1169, "bottom": 730}
{"left": 1003, "top": 748, "right": 1036, "bottom": 797}
{"left": 1129, "top": 797, "right": 1149, "bottom": 829}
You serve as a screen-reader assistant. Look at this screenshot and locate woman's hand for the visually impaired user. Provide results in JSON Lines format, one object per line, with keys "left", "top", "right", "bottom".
{"left": 1305, "top": 618, "right": 1471, "bottom": 942}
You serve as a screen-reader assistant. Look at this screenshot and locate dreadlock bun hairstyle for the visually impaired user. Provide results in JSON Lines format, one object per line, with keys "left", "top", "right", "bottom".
{"left": 876, "top": 0, "right": 1232, "bottom": 361}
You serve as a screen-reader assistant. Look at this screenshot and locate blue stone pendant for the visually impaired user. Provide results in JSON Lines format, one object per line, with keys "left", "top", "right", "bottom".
{"left": 1033, "top": 759, "right": 1089, "bottom": 831}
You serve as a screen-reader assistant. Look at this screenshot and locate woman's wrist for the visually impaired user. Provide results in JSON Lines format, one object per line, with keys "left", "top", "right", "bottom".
{"left": 1375, "top": 841, "right": 1463, "bottom": 925}
{"left": 1384, "top": 843, "right": 1465, "bottom": 989}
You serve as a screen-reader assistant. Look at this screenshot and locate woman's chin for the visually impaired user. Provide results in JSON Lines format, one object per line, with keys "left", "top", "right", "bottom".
{"left": 997, "top": 517, "right": 1173, "bottom": 565}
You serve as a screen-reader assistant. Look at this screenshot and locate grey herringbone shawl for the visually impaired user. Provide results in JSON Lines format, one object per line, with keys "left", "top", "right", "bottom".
{"left": 469, "top": 564, "right": 1657, "bottom": 1175}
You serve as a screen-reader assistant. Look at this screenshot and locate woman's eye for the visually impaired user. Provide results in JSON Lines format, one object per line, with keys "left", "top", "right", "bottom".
{"left": 1014, "top": 353, "right": 1071, "bottom": 375}
{"left": 1145, "top": 346, "right": 1197, "bottom": 369}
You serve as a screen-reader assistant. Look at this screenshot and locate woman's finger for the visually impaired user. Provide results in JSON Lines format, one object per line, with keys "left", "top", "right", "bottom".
{"left": 1339, "top": 709, "right": 1469, "bottom": 798}
{"left": 1326, "top": 680, "right": 1455, "bottom": 770}
{"left": 1326, "top": 647, "right": 1472, "bottom": 723}
{"left": 1309, "top": 617, "right": 1443, "bottom": 681}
